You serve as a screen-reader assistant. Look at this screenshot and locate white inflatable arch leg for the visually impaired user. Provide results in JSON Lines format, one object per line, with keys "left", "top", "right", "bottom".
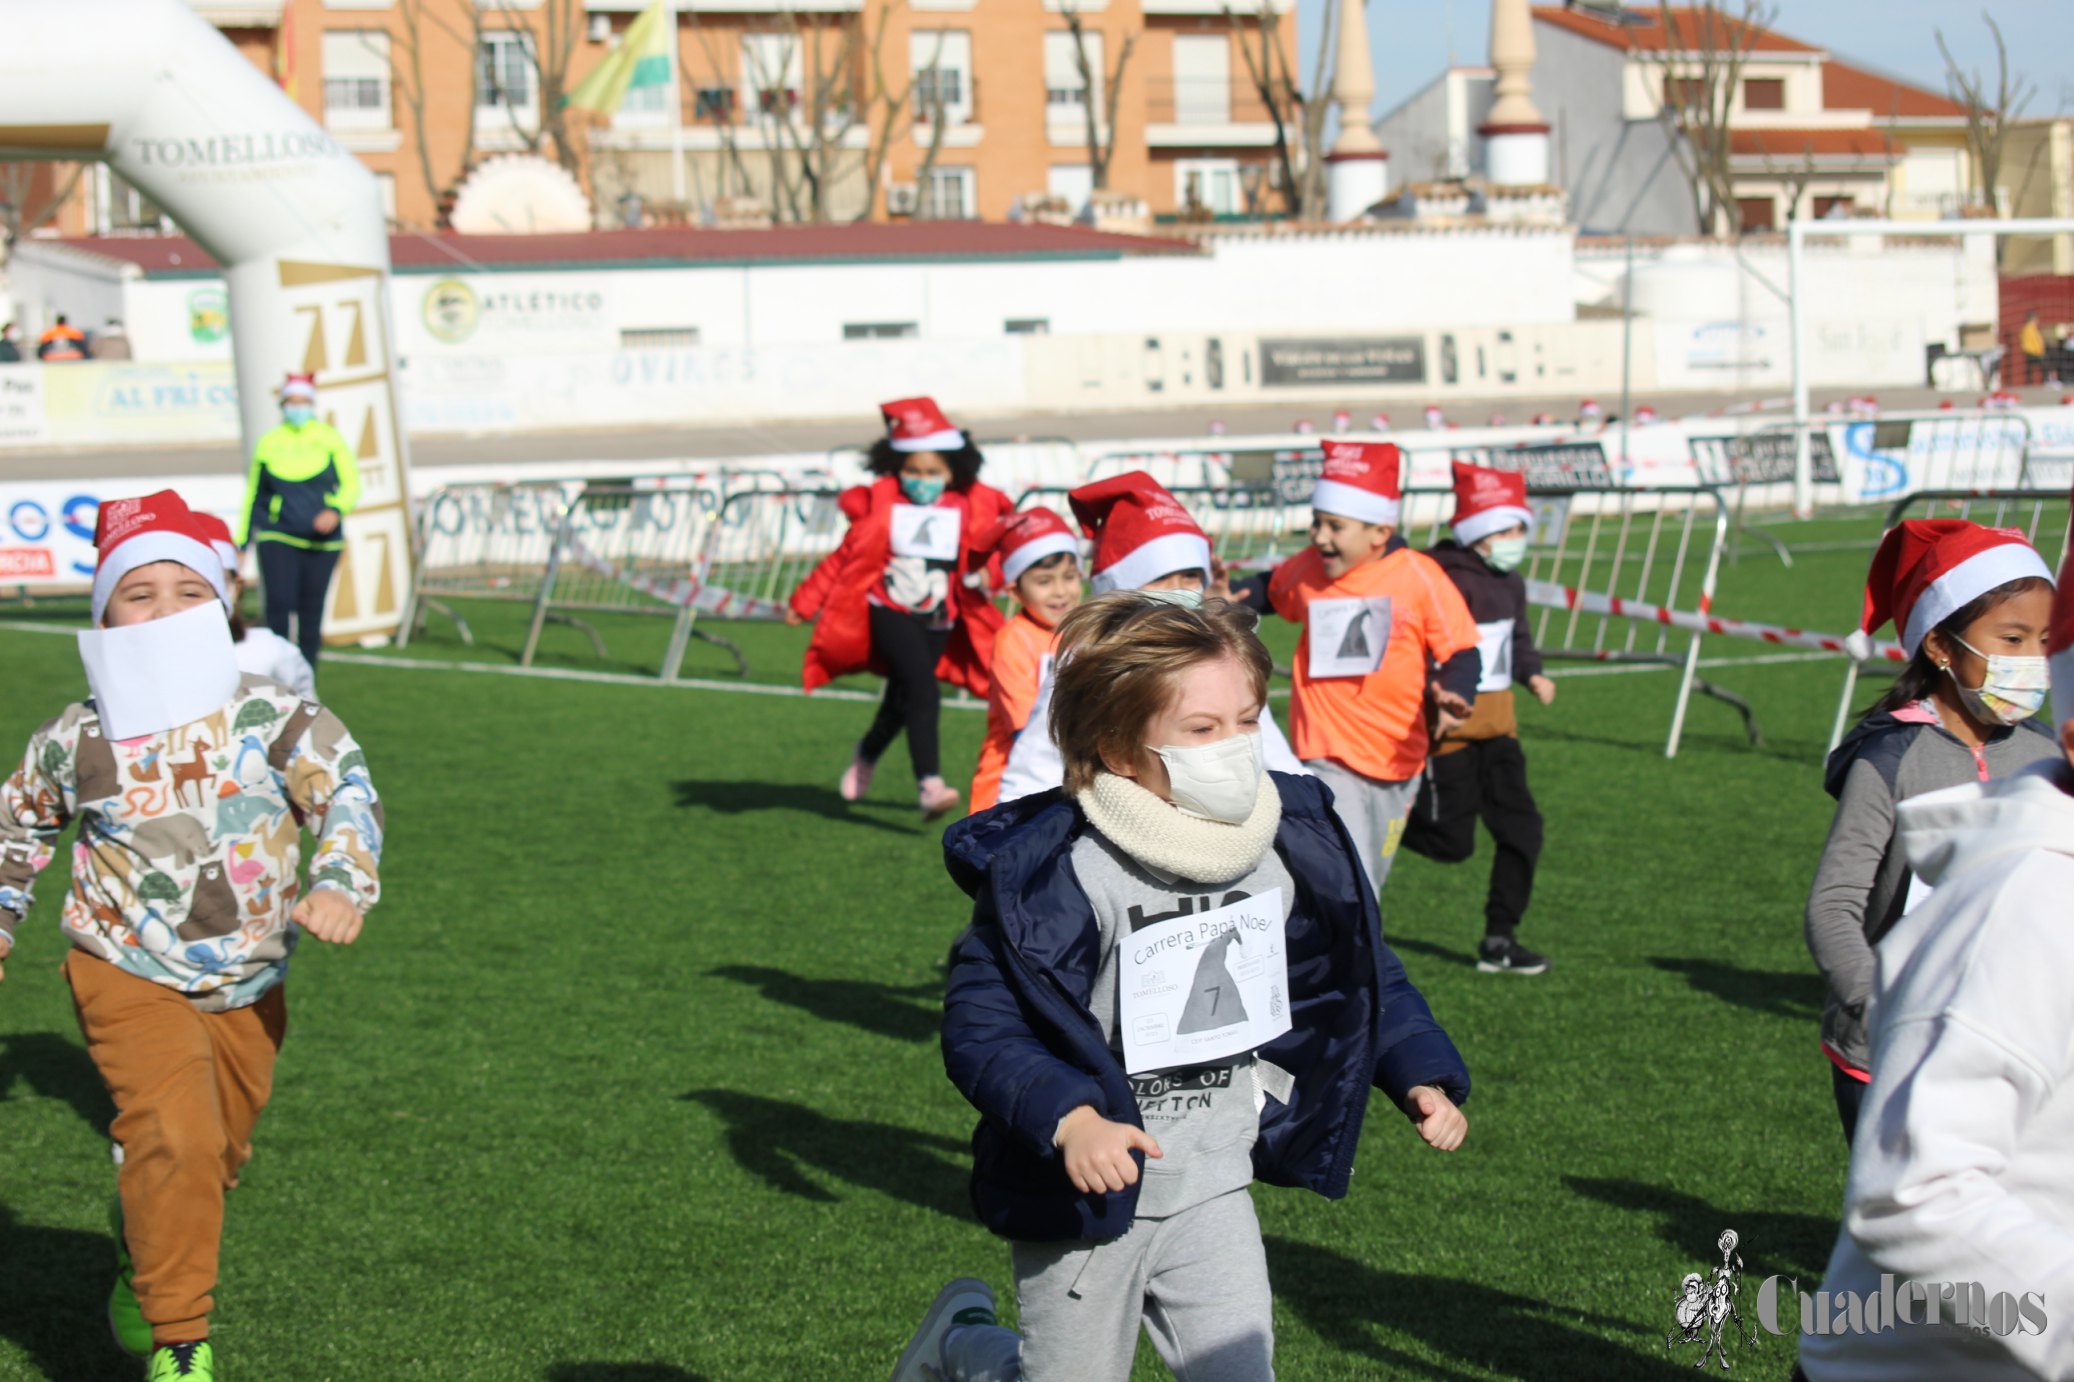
{"left": 0, "top": 0, "right": 414, "bottom": 643}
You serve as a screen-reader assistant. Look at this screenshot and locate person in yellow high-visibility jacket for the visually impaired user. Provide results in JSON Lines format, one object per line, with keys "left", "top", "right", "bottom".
{"left": 235, "top": 373, "right": 360, "bottom": 668}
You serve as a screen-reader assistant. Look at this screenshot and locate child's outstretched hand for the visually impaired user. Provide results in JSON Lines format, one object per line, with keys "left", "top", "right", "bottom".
{"left": 1528, "top": 674, "right": 1557, "bottom": 706}
{"left": 1432, "top": 688, "right": 1472, "bottom": 738}
{"left": 293, "top": 890, "right": 364, "bottom": 945}
{"left": 1055, "top": 1104, "right": 1163, "bottom": 1194}
{"left": 1403, "top": 1085, "right": 1467, "bottom": 1151}
{"left": 784, "top": 608, "right": 808, "bottom": 627}
{"left": 0, "top": 934, "right": 10, "bottom": 983}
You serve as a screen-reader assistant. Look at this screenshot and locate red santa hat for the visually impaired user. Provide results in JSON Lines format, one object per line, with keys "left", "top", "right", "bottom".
{"left": 281, "top": 372, "right": 317, "bottom": 403}
{"left": 90, "top": 490, "right": 231, "bottom": 625}
{"left": 1633, "top": 404, "right": 1660, "bottom": 425}
{"left": 1578, "top": 398, "right": 1603, "bottom": 421}
{"left": 1449, "top": 461, "right": 1533, "bottom": 547}
{"left": 976, "top": 506, "right": 1080, "bottom": 585}
{"left": 1311, "top": 440, "right": 1403, "bottom": 527}
{"left": 1422, "top": 405, "right": 1446, "bottom": 429}
{"left": 1069, "top": 472, "right": 1212, "bottom": 594}
{"left": 1854, "top": 519, "right": 2052, "bottom": 657}
{"left": 879, "top": 396, "right": 965, "bottom": 453}
{"left": 190, "top": 511, "right": 240, "bottom": 575}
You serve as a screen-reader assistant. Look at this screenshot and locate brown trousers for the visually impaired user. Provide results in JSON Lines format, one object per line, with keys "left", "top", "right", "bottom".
{"left": 65, "top": 950, "right": 288, "bottom": 1346}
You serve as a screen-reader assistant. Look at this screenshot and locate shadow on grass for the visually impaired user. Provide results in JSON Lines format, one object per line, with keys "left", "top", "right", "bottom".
{"left": 670, "top": 779, "right": 920, "bottom": 836}
{"left": 0, "top": 1032, "right": 115, "bottom": 1136}
{"left": 681, "top": 1089, "right": 971, "bottom": 1220}
{"left": 545, "top": 1366, "right": 710, "bottom": 1381}
{"left": 1383, "top": 935, "right": 1476, "bottom": 971}
{"left": 0, "top": 1201, "right": 129, "bottom": 1382}
{"left": 1564, "top": 1177, "right": 1838, "bottom": 1283}
{"left": 1268, "top": 1237, "right": 1683, "bottom": 1381}
{"left": 708, "top": 965, "right": 940, "bottom": 1044}
{"left": 1648, "top": 957, "right": 1824, "bottom": 1022}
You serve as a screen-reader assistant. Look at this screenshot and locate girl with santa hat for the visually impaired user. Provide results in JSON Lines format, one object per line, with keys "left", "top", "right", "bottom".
{"left": 1807, "top": 519, "right": 2055, "bottom": 1144}
{"left": 965, "top": 507, "right": 1083, "bottom": 814}
{"left": 789, "top": 398, "right": 1011, "bottom": 820}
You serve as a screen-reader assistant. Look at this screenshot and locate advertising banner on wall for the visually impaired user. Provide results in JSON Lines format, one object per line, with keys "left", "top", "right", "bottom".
{"left": 1259, "top": 337, "right": 1427, "bottom": 387}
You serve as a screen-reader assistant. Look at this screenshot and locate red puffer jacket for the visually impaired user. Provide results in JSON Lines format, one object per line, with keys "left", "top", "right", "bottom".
{"left": 790, "top": 476, "right": 1010, "bottom": 696}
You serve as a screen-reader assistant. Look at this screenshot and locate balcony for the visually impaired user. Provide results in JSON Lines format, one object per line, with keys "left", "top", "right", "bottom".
{"left": 188, "top": 0, "right": 283, "bottom": 24}
{"left": 1143, "top": 78, "right": 1280, "bottom": 148}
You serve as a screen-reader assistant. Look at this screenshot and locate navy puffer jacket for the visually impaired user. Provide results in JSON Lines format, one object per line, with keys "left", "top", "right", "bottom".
{"left": 941, "top": 772, "right": 1470, "bottom": 1243}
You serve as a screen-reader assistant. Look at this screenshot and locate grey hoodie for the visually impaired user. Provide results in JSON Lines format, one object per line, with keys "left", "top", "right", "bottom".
{"left": 1802, "top": 759, "right": 2074, "bottom": 1382}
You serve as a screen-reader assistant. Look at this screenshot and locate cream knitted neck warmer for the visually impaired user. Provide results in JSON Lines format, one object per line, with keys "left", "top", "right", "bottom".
{"left": 1076, "top": 771, "right": 1282, "bottom": 886}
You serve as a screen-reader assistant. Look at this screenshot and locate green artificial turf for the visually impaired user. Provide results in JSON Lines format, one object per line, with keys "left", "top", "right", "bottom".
{"left": 0, "top": 511, "right": 1923, "bottom": 1379}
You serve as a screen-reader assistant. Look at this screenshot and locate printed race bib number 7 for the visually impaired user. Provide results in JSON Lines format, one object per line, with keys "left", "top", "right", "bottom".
{"left": 1118, "top": 889, "right": 1291, "bottom": 1075}
{"left": 890, "top": 504, "right": 962, "bottom": 562}
{"left": 1475, "top": 618, "right": 1515, "bottom": 692}
{"left": 1307, "top": 596, "right": 1392, "bottom": 679}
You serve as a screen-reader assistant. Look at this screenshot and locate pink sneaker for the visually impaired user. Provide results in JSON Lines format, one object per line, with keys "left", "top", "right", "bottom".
{"left": 839, "top": 755, "right": 875, "bottom": 802}
{"left": 919, "top": 777, "right": 961, "bottom": 821}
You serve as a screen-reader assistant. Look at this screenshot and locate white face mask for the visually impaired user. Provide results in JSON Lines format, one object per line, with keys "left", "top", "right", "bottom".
{"left": 1483, "top": 536, "right": 1530, "bottom": 572}
{"left": 1141, "top": 586, "right": 1203, "bottom": 611}
{"left": 1948, "top": 635, "right": 2050, "bottom": 725}
{"left": 1147, "top": 731, "right": 1265, "bottom": 824}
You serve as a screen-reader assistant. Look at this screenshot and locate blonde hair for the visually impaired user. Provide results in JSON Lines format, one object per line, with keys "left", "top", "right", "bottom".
{"left": 1049, "top": 593, "right": 1274, "bottom": 794}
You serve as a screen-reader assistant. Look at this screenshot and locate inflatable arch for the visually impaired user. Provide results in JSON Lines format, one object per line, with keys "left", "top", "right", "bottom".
{"left": 0, "top": 0, "right": 413, "bottom": 642}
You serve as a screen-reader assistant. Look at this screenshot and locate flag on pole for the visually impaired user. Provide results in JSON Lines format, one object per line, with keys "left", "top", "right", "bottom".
{"left": 564, "top": 0, "right": 673, "bottom": 116}
{"left": 274, "top": 3, "right": 298, "bottom": 102}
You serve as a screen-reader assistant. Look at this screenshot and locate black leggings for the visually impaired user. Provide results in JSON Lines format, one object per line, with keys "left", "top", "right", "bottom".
{"left": 1400, "top": 736, "right": 1544, "bottom": 939}
{"left": 257, "top": 540, "right": 342, "bottom": 669}
{"left": 859, "top": 604, "right": 951, "bottom": 783}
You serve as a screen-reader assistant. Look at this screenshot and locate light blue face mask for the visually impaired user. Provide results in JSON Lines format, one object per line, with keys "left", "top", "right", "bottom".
{"left": 900, "top": 474, "right": 947, "bottom": 506}
{"left": 283, "top": 403, "right": 315, "bottom": 428}
{"left": 1483, "top": 535, "right": 1530, "bottom": 572}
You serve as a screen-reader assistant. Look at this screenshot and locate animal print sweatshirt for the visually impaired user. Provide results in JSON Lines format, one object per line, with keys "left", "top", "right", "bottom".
{"left": 0, "top": 675, "right": 383, "bottom": 1011}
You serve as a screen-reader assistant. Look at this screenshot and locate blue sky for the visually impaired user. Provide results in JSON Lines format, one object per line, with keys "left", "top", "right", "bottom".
{"left": 1296, "top": 1, "right": 2074, "bottom": 123}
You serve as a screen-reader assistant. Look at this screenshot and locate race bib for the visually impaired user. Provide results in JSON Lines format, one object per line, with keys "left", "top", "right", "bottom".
{"left": 1307, "top": 596, "right": 1392, "bottom": 679}
{"left": 1118, "top": 889, "right": 1291, "bottom": 1075}
{"left": 1475, "top": 618, "right": 1515, "bottom": 692}
{"left": 890, "top": 504, "right": 961, "bottom": 562}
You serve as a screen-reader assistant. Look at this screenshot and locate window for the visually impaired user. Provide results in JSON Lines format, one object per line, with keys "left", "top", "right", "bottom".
{"left": 96, "top": 168, "right": 173, "bottom": 235}
{"left": 1005, "top": 318, "right": 1051, "bottom": 335}
{"left": 1176, "top": 158, "right": 1241, "bottom": 215}
{"left": 1663, "top": 74, "right": 1706, "bottom": 110}
{"left": 918, "top": 165, "right": 975, "bottom": 219}
{"left": 741, "top": 33, "right": 802, "bottom": 117}
{"left": 621, "top": 327, "right": 701, "bottom": 348}
{"left": 910, "top": 32, "right": 973, "bottom": 125}
{"left": 1044, "top": 31, "right": 1098, "bottom": 112}
{"left": 322, "top": 31, "right": 392, "bottom": 130}
{"left": 1047, "top": 163, "right": 1093, "bottom": 211}
{"left": 477, "top": 31, "right": 536, "bottom": 114}
{"left": 374, "top": 172, "right": 397, "bottom": 223}
{"left": 1169, "top": 35, "right": 1229, "bottom": 124}
{"left": 1735, "top": 196, "right": 1776, "bottom": 232}
{"left": 843, "top": 322, "right": 920, "bottom": 340}
{"left": 693, "top": 86, "right": 737, "bottom": 121}
{"left": 1742, "top": 77, "right": 1785, "bottom": 110}
{"left": 1812, "top": 195, "right": 1857, "bottom": 220}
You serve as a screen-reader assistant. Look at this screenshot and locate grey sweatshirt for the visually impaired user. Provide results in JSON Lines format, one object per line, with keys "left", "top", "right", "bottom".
{"left": 1071, "top": 828, "right": 1295, "bottom": 1219}
{"left": 1805, "top": 704, "right": 2057, "bottom": 1071}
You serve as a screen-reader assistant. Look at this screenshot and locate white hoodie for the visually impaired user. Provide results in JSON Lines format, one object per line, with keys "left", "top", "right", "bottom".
{"left": 1801, "top": 758, "right": 2074, "bottom": 1382}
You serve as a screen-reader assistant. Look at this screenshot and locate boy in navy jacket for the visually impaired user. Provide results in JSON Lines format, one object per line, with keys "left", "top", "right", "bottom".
{"left": 892, "top": 592, "right": 1469, "bottom": 1382}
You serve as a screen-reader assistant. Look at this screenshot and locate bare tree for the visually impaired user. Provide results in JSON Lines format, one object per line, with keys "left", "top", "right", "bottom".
{"left": 380, "top": 0, "right": 478, "bottom": 229}
{"left": 1761, "top": 139, "right": 1822, "bottom": 224}
{"left": 480, "top": 0, "right": 590, "bottom": 181}
{"left": 1937, "top": 11, "right": 2035, "bottom": 219}
{"left": 1638, "top": 0, "right": 1777, "bottom": 238}
{"left": 1060, "top": 3, "right": 1136, "bottom": 190}
{"left": 1225, "top": 0, "right": 1317, "bottom": 217}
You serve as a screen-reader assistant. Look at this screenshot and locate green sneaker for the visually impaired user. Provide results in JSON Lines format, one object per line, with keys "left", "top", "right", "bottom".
{"left": 147, "top": 1342, "right": 216, "bottom": 1379}
{"left": 107, "top": 1196, "right": 151, "bottom": 1358}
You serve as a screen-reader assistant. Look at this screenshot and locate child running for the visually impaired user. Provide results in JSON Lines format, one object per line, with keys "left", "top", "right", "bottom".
{"left": 1795, "top": 535, "right": 2074, "bottom": 1382}
{"left": 897, "top": 592, "right": 1467, "bottom": 1381}
{"left": 1400, "top": 463, "right": 1556, "bottom": 975}
{"left": 1247, "top": 441, "right": 1482, "bottom": 899}
{"left": 995, "top": 472, "right": 1305, "bottom": 805}
{"left": 194, "top": 510, "right": 317, "bottom": 697}
{"left": 1806, "top": 519, "right": 2054, "bottom": 1143}
{"left": 967, "top": 508, "right": 1083, "bottom": 814}
{"left": 0, "top": 490, "right": 382, "bottom": 1382}
{"left": 789, "top": 397, "right": 1011, "bottom": 820}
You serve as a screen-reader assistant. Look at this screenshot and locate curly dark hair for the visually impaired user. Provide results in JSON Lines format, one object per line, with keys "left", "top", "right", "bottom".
{"left": 1863, "top": 574, "right": 2053, "bottom": 719}
{"left": 863, "top": 436, "right": 987, "bottom": 491}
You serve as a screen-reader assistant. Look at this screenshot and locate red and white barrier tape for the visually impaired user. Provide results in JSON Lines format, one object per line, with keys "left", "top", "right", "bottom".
{"left": 1523, "top": 579, "right": 1906, "bottom": 662}
{"left": 559, "top": 534, "right": 790, "bottom": 620}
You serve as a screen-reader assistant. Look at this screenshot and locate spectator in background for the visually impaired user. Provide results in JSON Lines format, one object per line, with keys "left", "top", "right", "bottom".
{"left": 236, "top": 373, "right": 361, "bottom": 670}
{"left": 37, "top": 315, "right": 86, "bottom": 362}
{"left": 2019, "top": 311, "right": 2049, "bottom": 386}
{"left": 0, "top": 323, "right": 21, "bottom": 363}
{"left": 91, "top": 319, "right": 133, "bottom": 361}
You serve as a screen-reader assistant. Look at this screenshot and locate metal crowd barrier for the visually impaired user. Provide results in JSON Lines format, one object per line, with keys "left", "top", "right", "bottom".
{"left": 397, "top": 480, "right": 577, "bottom": 650}
{"left": 694, "top": 487, "right": 849, "bottom": 620}
{"left": 522, "top": 482, "right": 741, "bottom": 680}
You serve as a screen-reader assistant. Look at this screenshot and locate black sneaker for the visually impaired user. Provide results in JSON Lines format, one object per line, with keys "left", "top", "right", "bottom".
{"left": 1477, "top": 936, "right": 1549, "bottom": 974}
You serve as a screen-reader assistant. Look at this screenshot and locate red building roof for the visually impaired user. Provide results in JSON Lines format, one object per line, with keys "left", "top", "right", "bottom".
{"left": 1531, "top": 6, "right": 1820, "bottom": 54}
{"left": 42, "top": 221, "right": 1200, "bottom": 278}
{"left": 1727, "top": 128, "right": 1900, "bottom": 161}
{"left": 1820, "top": 58, "right": 1968, "bottom": 120}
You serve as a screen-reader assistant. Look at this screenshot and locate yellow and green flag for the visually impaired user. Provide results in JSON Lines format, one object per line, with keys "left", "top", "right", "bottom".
{"left": 564, "top": 0, "right": 673, "bottom": 115}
